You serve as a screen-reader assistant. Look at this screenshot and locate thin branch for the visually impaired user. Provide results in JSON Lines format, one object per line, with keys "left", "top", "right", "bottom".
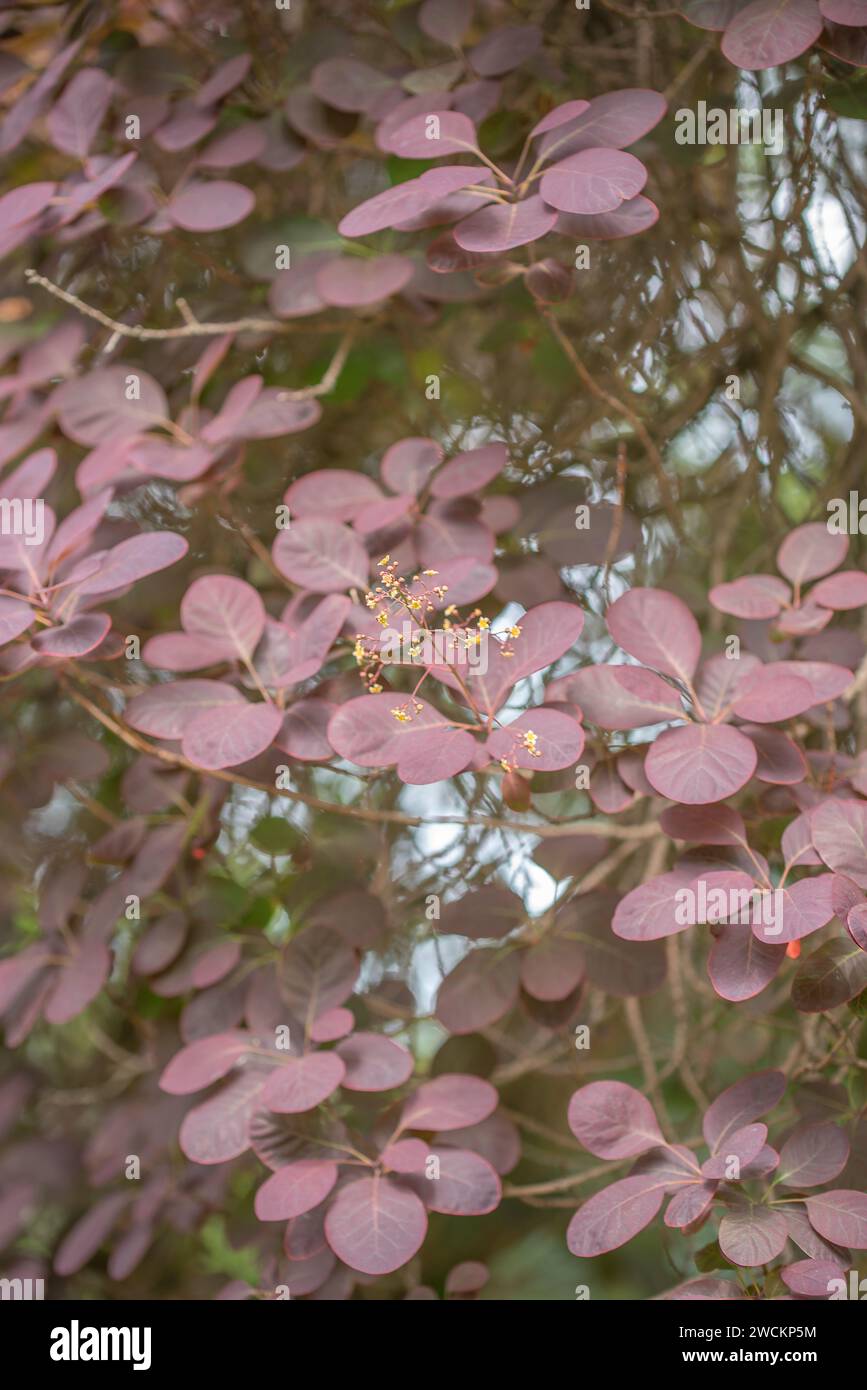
{"left": 25, "top": 268, "right": 288, "bottom": 339}
{"left": 61, "top": 675, "right": 662, "bottom": 840}
{"left": 542, "top": 308, "right": 683, "bottom": 536}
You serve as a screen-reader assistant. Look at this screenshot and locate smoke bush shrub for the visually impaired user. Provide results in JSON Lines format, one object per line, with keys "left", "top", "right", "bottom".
{"left": 0, "top": 0, "right": 866, "bottom": 1305}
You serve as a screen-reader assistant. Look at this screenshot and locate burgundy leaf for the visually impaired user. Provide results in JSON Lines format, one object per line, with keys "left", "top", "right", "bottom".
{"left": 792, "top": 937, "right": 867, "bottom": 1012}
{"left": 309, "top": 1008, "right": 355, "bottom": 1044}
{"left": 487, "top": 708, "right": 584, "bottom": 772}
{"left": 810, "top": 570, "right": 867, "bottom": 610}
{"left": 804, "top": 1190, "right": 867, "bottom": 1248}
{"left": 664, "top": 1183, "right": 718, "bottom": 1228}
{"left": 718, "top": 1204, "right": 788, "bottom": 1265}
{"left": 568, "top": 1081, "right": 664, "bottom": 1158}
{"left": 179, "top": 1066, "right": 267, "bottom": 1164}
{"left": 48, "top": 68, "right": 113, "bottom": 158}
{"left": 282, "top": 928, "right": 358, "bottom": 1020}
{"left": 780, "top": 1258, "right": 847, "bottom": 1297}
{"left": 380, "top": 436, "right": 443, "bottom": 494}
{"left": 701, "top": 1123, "right": 768, "bottom": 1177}
{"left": 435, "top": 950, "right": 521, "bottom": 1032}
{"left": 263, "top": 1053, "right": 346, "bottom": 1113}
{"left": 54, "top": 367, "right": 167, "bottom": 445}
{"left": 438, "top": 886, "right": 525, "bottom": 940}
{"left": 419, "top": 0, "right": 470, "bottom": 46}
{"left": 400, "top": 1073, "right": 498, "bottom": 1131}
{"left": 315, "top": 254, "right": 414, "bottom": 308}
{"left": 324, "top": 1175, "right": 427, "bottom": 1275}
{"left": 659, "top": 804, "right": 747, "bottom": 846}
{"left": 567, "top": 1174, "right": 666, "bottom": 1257}
{"left": 469, "top": 25, "right": 542, "bottom": 76}
{"left": 731, "top": 667, "right": 816, "bottom": 722}
{"left": 167, "top": 180, "right": 255, "bottom": 231}
{"left": 181, "top": 575, "right": 265, "bottom": 662}
{"left": 159, "top": 1031, "right": 253, "bottom": 1095}
{"left": 328, "top": 693, "right": 476, "bottom": 784}
{"left": 708, "top": 927, "right": 786, "bottom": 1002}
{"left": 273, "top": 519, "right": 369, "bottom": 593}
{"left": 77, "top": 532, "right": 188, "bottom": 596}
{"left": 607, "top": 588, "right": 701, "bottom": 682}
{"left": 275, "top": 699, "right": 336, "bottom": 761}
{"left": 531, "top": 100, "right": 592, "bottom": 137}
{"left": 388, "top": 110, "right": 478, "bottom": 159}
{"left": 776, "top": 520, "right": 848, "bottom": 585}
{"left": 778, "top": 1123, "right": 850, "bottom": 1188}
{"left": 538, "top": 88, "right": 667, "bottom": 162}
{"left": 847, "top": 902, "right": 867, "bottom": 951}
{"left": 556, "top": 195, "right": 660, "bottom": 240}
{"left": 709, "top": 574, "right": 790, "bottom": 619}
{"left": 540, "top": 149, "right": 647, "bottom": 215}
{"left": 646, "top": 723, "right": 757, "bottom": 804}
{"left": 31, "top": 613, "right": 111, "bottom": 658}
{"left": 562, "top": 665, "right": 685, "bottom": 730}
{"left": 126, "top": 680, "right": 244, "bottom": 738}
{"left": 44, "top": 940, "right": 111, "bottom": 1024}
{"left": 520, "top": 935, "right": 585, "bottom": 1001}
{"left": 613, "top": 869, "right": 696, "bottom": 942}
{"left": 811, "top": 799, "right": 867, "bottom": 886}
{"left": 419, "top": 1149, "right": 501, "bottom": 1214}
{"left": 703, "top": 1070, "right": 785, "bottom": 1152}
{"left": 255, "top": 1160, "right": 339, "bottom": 1221}
{"left": 182, "top": 701, "right": 282, "bottom": 770}
{"left": 335, "top": 1033, "right": 414, "bottom": 1092}
{"left": 454, "top": 196, "right": 558, "bottom": 252}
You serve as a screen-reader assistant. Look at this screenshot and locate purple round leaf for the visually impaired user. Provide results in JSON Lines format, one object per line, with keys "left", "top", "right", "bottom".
{"left": 324, "top": 1176, "right": 427, "bottom": 1275}
{"left": 335, "top": 1033, "right": 414, "bottom": 1092}
{"left": 555, "top": 194, "right": 660, "bottom": 241}
{"left": 388, "top": 110, "right": 478, "bottom": 160}
{"left": 567, "top": 1175, "right": 666, "bottom": 1257}
{"left": 607, "top": 587, "right": 701, "bottom": 681}
{"left": 255, "top": 1160, "right": 339, "bottom": 1221}
{"left": 273, "top": 518, "right": 369, "bottom": 593}
{"left": 380, "top": 436, "right": 444, "bottom": 494}
{"left": 167, "top": 180, "right": 255, "bottom": 231}
{"left": 709, "top": 574, "right": 790, "bottom": 619}
{"left": 429, "top": 442, "right": 507, "bottom": 498}
{"left": 811, "top": 570, "right": 867, "bottom": 611}
{"left": 538, "top": 89, "right": 668, "bottom": 162}
{"left": 31, "top": 613, "right": 111, "bottom": 658}
{"left": 454, "top": 195, "right": 558, "bottom": 252}
{"left": 315, "top": 253, "right": 415, "bottom": 308}
{"left": 54, "top": 367, "right": 168, "bottom": 445}
{"left": 804, "top": 1190, "right": 867, "bottom": 1248}
{"left": 776, "top": 521, "right": 848, "bottom": 586}
{"left": 420, "top": 1149, "right": 501, "bottom": 1215}
{"left": 645, "top": 723, "right": 757, "bottom": 804}
{"left": 778, "top": 1123, "right": 850, "bottom": 1188}
{"left": 540, "top": 149, "right": 647, "bottom": 215}
{"left": 263, "top": 1052, "right": 346, "bottom": 1114}
{"left": 721, "top": 0, "right": 823, "bottom": 69}
{"left": 181, "top": 701, "right": 282, "bottom": 770}
{"left": 568, "top": 1081, "right": 664, "bottom": 1158}
{"left": 159, "top": 1031, "right": 252, "bottom": 1095}
{"left": 400, "top": 1073, "right": 498, "bottom": 1131}
{"left": 718, "top": 1204, "right": 788, "bottom": 1266}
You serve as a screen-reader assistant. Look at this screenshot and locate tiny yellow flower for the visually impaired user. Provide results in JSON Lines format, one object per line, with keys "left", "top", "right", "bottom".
{"left": 478, "top": 617, "right": 490, "bottom": 630}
